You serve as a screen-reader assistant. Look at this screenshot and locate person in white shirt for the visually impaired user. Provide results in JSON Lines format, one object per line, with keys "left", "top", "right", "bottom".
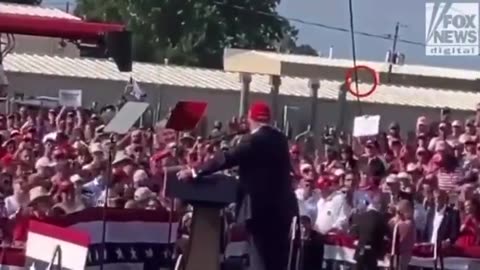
{"left": 314, "top": 176, "right": 352, "bottom": 234}
{"left": 5, "top": 176, "right": 29, "bottom": 218}
{"left": 423, "top": 189, "right": 460, "bottom": 247}
{"left": 82, "top": 174, "right": 105, "bottom": 207}
{"left": 295, "top": 163, "right": 320, "bottom": 221}
{"left": 343, "top": 172, "right": 369, "bottom": 213}
{"left": 295, "top": 183, "right": 319, "bottom": 222}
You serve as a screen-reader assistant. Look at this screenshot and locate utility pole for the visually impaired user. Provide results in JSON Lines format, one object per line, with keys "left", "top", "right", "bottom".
{"left": 387, "top": 22, "right": 400, "bottom": 83}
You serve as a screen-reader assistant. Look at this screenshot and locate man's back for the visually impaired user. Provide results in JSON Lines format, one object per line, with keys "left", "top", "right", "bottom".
{"left": 196, "top": 125, "right": 297, "bottom": 220}
{"left": 353, "top": 209, "right": 389, "bottom": 258}
{"left": 237, "top": 126, "right": 296, "bottom": 218}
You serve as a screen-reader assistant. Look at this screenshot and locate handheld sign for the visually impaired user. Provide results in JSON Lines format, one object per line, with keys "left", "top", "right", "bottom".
{"left": 104, "top": 102, "right": 149, "bottom": 134}
{"left": 353, "top": 115, "right": 381, "bottom": 137}
{"left": 58, "top": 90, "right": 82, "bottom": 108}
{"left": 166, "top": 101, "right": 207, "bottom": 132}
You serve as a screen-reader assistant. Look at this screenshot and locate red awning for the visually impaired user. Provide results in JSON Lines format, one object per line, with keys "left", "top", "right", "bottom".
{"left": 0, "top": 13, "right": 125, "bottom": 41}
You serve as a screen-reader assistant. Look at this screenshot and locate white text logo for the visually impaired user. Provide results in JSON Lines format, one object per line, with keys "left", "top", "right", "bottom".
{"left": 425, "top": 2, "right": 479, "bottom": 56}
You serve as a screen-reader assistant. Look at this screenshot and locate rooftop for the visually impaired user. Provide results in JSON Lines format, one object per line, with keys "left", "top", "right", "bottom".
{"left": 224, "top": 48, "right": 480, "bottom": 81}
{"left": 0, "top": 2, "right": 79, "bottom": 20}
{"left": 3, "top": 53, "right": 479, "bottom": 111}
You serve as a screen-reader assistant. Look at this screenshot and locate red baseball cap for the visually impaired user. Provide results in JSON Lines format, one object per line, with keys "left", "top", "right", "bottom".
{"left": 316, "top": 175, "right": 333, "bottom": 190}
{"left": 248, "top": 101, "right": 271, "bottom": 123}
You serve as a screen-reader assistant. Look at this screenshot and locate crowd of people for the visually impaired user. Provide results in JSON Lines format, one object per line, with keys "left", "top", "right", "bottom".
{"left": 1, "top": 100, "right": 480, "bottom": 270}
{"left": 0, "top": 104, "right": 169, "bottom": 242}
{"left": 293, "top": 106, "right": 480, "bottom": 269}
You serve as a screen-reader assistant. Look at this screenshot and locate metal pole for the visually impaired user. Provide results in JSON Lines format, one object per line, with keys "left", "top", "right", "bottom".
{"left": 308, "top": 79, "right": 320, "bottom": 133}
{"left": 165, "top": 131, "right": 181, "bottom": 265}
{"left": 239, "top": 73, "right": 251, "bottom": 117}
{"left": 269, "top": 75, "right": 281, "bottom": 124}
{"left": 282, "top": 105, "right": 288, "bottom": 133}
{"left": 336, "top": 82, "right": 348, "bottom": 133}
{"left": 387, "top": 22, "right": 400, "bottom": 82}
{"left": 99, "top": 135, "right": 116, "bottom": 270}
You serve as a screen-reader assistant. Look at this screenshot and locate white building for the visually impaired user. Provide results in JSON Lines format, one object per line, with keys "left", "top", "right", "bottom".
{"left": 2, "top": 53, "right": 480, "bottom": 135}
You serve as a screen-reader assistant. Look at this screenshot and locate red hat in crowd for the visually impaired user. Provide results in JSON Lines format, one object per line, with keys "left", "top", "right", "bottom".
{"left": 1, "top": 154, "right": 14, "bottom": 167}
{"left": 316, "top": 175, "right": 333, "bottom": 190}
{"left": 57, "top": 181, "right": 74, "bottom": 193}
{"left": 248, "top": 101, "right": 271, "bottom": 123}
{"left": 150, "top": 149, "right": 170, "bottom": 163}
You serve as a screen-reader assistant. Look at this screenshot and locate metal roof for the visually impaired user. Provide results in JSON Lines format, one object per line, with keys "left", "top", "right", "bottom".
{"left": 0, "top": 2, "right": 79, "bottom": 20}
{"left": 3, "top": 53, "right": 479, "bottom": 111}
{"left": 224, "top": 48, "right": 480, "bottom": 81}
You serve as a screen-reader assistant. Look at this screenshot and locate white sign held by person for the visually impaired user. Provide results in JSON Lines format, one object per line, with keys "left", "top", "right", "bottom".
{"left": 59, "top": 89, "right": 82, "bottom": 107}
{"left": 425, "top": 2, "right": 479, "bottom": 56}
{"left": 353, "top": 115, "right": 380, "bottom": 137}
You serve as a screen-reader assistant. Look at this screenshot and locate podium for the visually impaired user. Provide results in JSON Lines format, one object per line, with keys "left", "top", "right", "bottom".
{"left": 166, "top": 171, "right": 238, "bottom": 270}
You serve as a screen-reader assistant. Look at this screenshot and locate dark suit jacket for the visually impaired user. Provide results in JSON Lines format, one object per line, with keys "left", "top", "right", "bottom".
{"left": 423, "top": 206, "right": 460, "bottom": 244}
{"left": 302, "top": 231, "right": 324, "bottom": 270}
{"left": 351, "top": 209, "right": 389, "bottom": 259}
{"left": 196, "top": 125, "right": 298, "bottom": 225}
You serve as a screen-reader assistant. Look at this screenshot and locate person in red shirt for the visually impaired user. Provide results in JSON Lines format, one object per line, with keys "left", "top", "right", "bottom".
{"left": 456, "top": 198, "right": 480, "bottom": 247}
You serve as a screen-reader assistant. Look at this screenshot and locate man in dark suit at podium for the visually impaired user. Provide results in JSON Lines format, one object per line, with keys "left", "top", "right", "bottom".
{"left": 178, "top": 101, "right": 298, "bottom": 270}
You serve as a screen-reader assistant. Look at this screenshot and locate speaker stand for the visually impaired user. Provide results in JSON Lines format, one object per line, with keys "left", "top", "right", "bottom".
{"left": 184, "top": 206, "right": 222, "bottom": 270}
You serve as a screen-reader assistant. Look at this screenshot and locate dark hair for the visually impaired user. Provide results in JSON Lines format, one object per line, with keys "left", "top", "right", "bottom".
{"left": 466, "top": 198, "right": 480, "bottom": 218}
{"left": 442, "top": 153, "right": 458, "bottom": 172}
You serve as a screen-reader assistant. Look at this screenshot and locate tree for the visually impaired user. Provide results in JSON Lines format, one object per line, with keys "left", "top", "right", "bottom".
{"left": 0, "top": 0, "right": 42, "bottom": 4}
{"left": 275, "top": 32, "right": 318, "bottom": 56}
{"left": 292, "top": 44, "right": 318, "bottom": 56}
{"left": 75, "top": 0, "right": 297, "bottom": 68}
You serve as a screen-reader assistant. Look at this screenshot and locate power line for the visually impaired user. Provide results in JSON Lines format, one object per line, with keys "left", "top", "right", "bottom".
{"left": 211, "top": 1, "right": 426, "bottom": 47}
{"left": 347, "top": 0, "right": 362, "bottom": 114}
{"left": 45, "top": 0, "right": 427, "bottom": 47}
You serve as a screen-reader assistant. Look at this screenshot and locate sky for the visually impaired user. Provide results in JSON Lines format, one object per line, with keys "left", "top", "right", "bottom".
{"left": 43, "top": 0, "right": 480, "bottom": 70}
{"left": 278, "top": 0, "right": 480, "bottom": 70}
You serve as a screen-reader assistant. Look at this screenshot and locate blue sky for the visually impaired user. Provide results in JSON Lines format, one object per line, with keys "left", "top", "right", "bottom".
{"left": 44, "top": 0, "right": 480, "bottom": 70}
{"left": 278, "top": 0, "right": 480, "bottom": 69}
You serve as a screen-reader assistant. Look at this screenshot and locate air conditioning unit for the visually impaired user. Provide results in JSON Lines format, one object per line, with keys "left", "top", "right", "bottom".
{"left": 394, "top": 53, "right": 406, "bottom": 65}
{"left": 385, "top": 50, "right": 393, "bottom": 63}
{"left": 385, "top": 51, "right": 406, "bottom": 65}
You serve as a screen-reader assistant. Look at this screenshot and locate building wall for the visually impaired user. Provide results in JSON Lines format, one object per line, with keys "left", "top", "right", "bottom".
{"left": 4, "top": 71, "right": 474, "bottom": 135}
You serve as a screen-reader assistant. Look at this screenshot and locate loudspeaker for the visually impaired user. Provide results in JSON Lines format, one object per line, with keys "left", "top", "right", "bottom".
{"left": 106, "top": 31, "right": 132, "bottom": 72}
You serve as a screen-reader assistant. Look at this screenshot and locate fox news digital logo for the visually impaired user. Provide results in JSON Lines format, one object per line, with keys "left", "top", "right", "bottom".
{"left": 425, "top": 2, "right": 479, "bottom": 56}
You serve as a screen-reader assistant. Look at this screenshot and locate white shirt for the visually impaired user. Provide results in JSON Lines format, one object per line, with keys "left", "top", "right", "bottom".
{"left": 352, "top": 190, "right": 370, "bottom": 212}
{"left": 251, "top": 124, "right": 268, "bottom": 134}
{"left": 314, "top": 191, "right": 351, "bottom": 234}
{"left": 414, "top": 202, "right": 427, "bottom": 232}
{"left": 430, "top": 206, "right": 446, "bottom": 244}
{"left": 295, "top": 188, "right": 320, "bottom": 221}
{"left": 5, "top": 195, "right": 20, "bottom": 218}
{"left": 5, "top": 195, "right": 28, "bottom": 219}
{"left": 83, "top": 175, "right": 105, "bottom": 206}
